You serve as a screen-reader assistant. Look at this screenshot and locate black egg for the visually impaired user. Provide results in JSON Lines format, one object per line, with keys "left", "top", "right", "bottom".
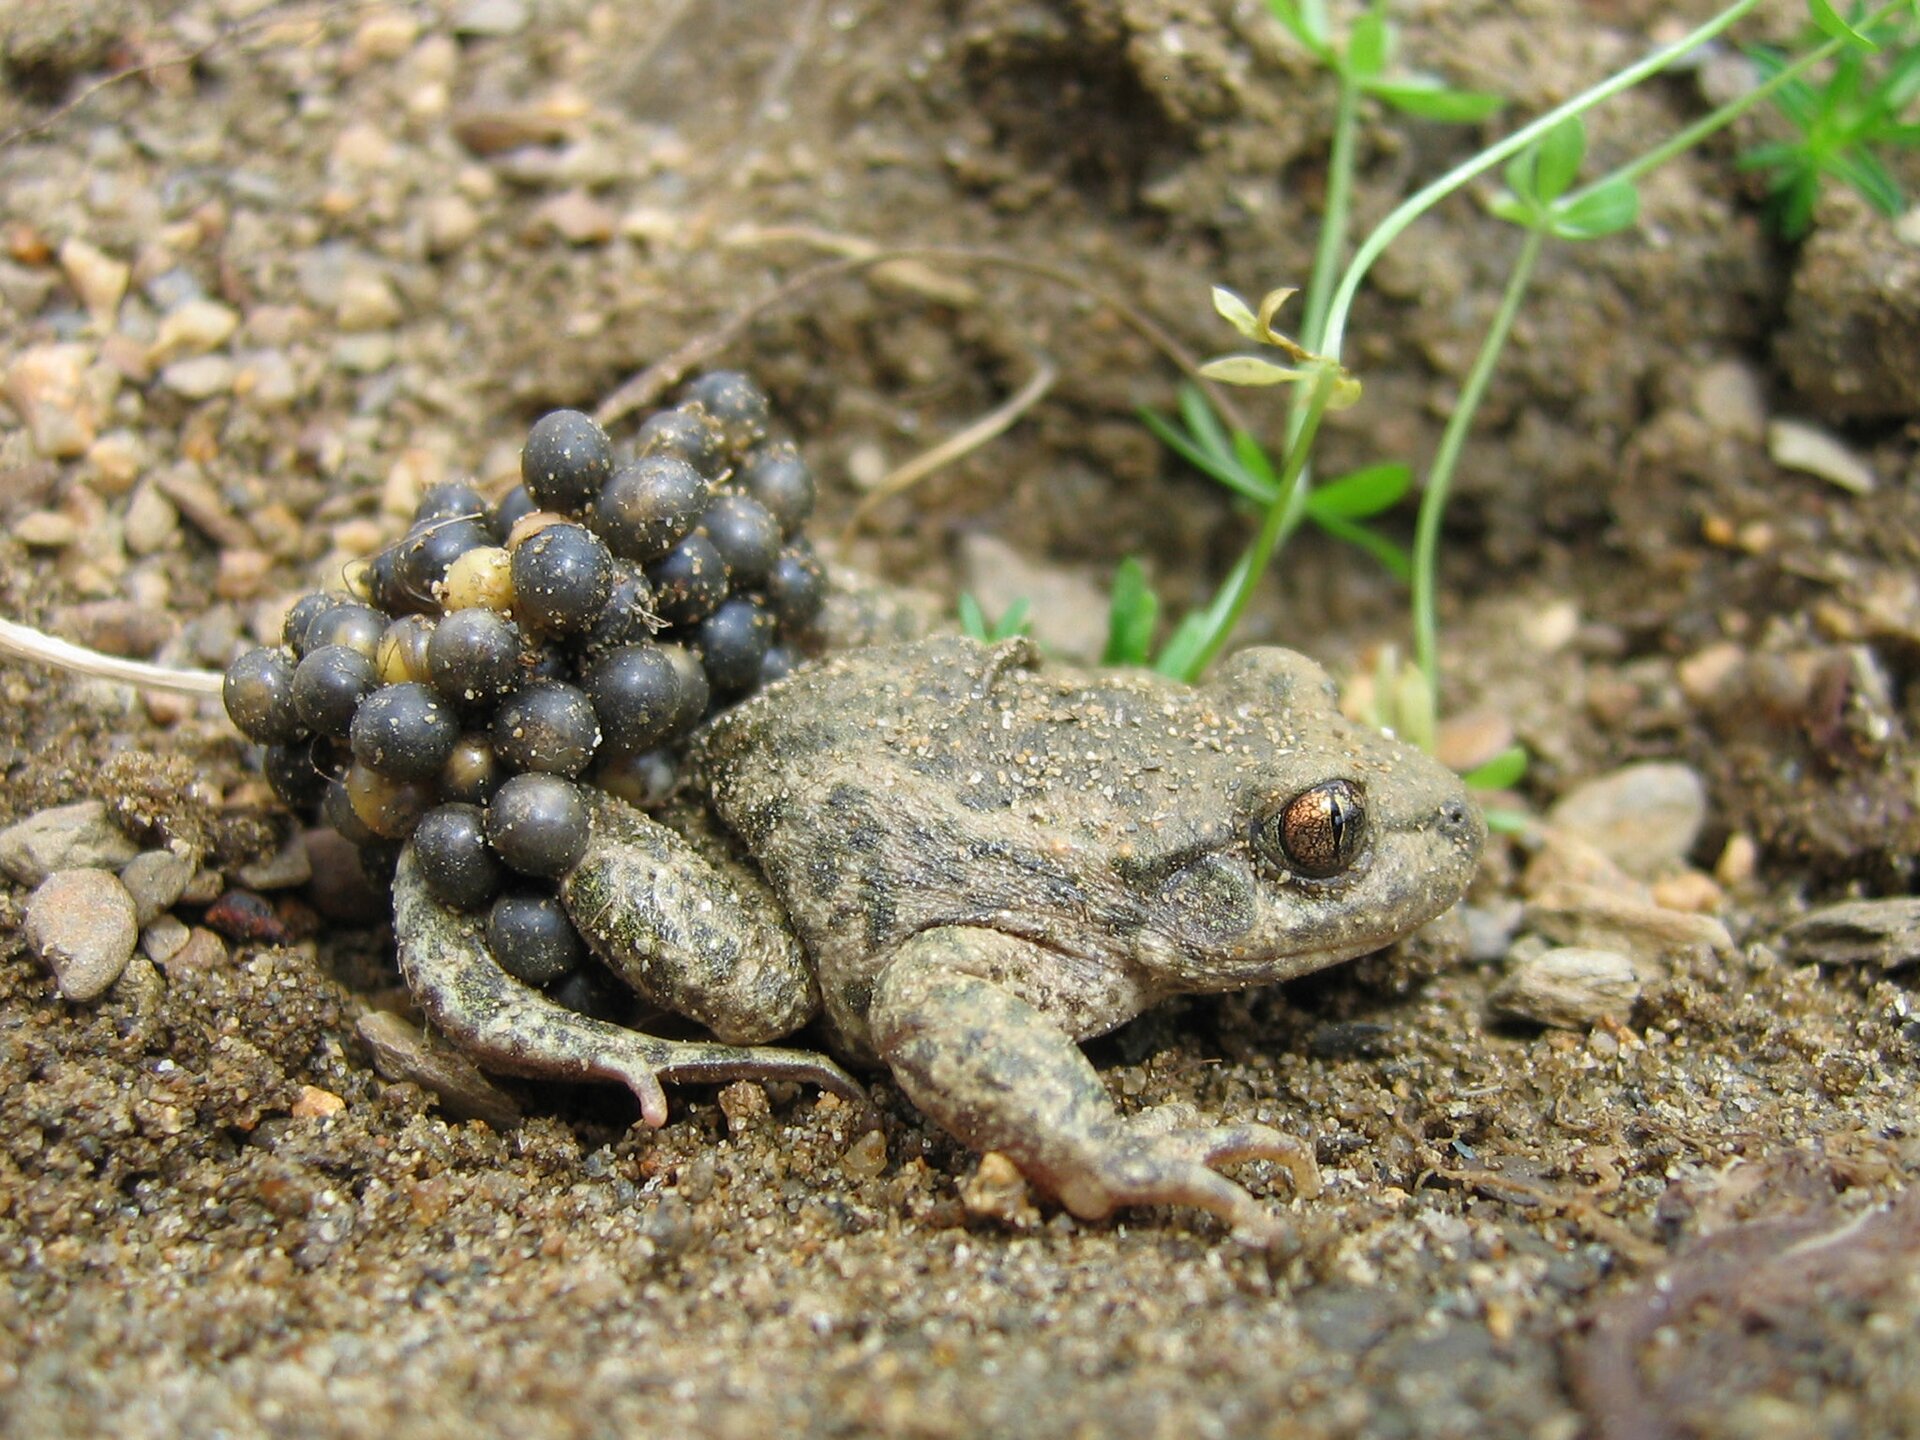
{"left": 511, "top": 521, "right": 612, "bottom": 637}
{"left": 548, "top": 963, "right": 624, "bottom": 1020}
{"left": 697, "top": 597, "right": 775, "bottom": 693}
{"left": 592, "top": 747, "right": 677, "bottom": 809}
{"left": 322, "top": 778, "right": 379, "bottom": 847}
{"left": 579, "top": 565, "right": 656, "bottom": 654}
{"left": 634, "top": 405, "right": 724, "bottom": 478}
{"left": 292, "top": 644, "right": 379, "bottom": 738}
{"left": 522, "top": 409, "right": 613, "bottom": 515}
{"left": 523, "top": 643, "right": 571, "bottom": 682}
{"left": 376, "top": 614, "right": 437, "bottom": 686}
{"left": 738, "top": 448, "right": 816, "bottom": 534}
{"left": 438, "top": 733, "right": 502, "bottom": 805}
{"left": 582, "top": 643, "right": 685, "bottom": 755}
{"left": 764, "top": 541, "right": 827, "bottom": 631}
{"left": 487, "top": 892, "right": 584, "bottom": 986}
{"left": 426, "top": 607, "right": 523, "bottom": 708}
{"left": 414, "top": 482, "right": 488, "bottom": 526}
{"left": 304, "top": 602, "right": 388, "bottom": 659}
{"left": 490, "top": 483, "right": 537, "bottom": 542}
{"left": 758, "top": 645, "right": 797, "bottom": 686}
{"left": 485, "top": 773, "right": 591, "bottom": 878}
{"left": 367, "top": 546, "right": 405, "bottom": 615}
{"left": 701, "top": 494, "right": 780, "bottom": 587}
{"left": 392, "top": 517, "right": 491, "bottom": 609}
{"left": 492, "top": 681, "right": 601, "bottom": 776}
{"left": 682, "top": 370, "right": 770, "bottom": 453}
{"left": 646, "top": 532, "right": 728, "bottom": 629}
{"left": 412, "top": 803, "right": 503, "bottom": 911}
{"left": 350, "top": 682, "right": 459, "bottom": 781}
{"left": 283, "top": 592, "right": 339, "bottom": 657}
{"left": 224, "top": 646, "right": 305, "bottom": 745}
{"left": 344, "top": 761, "right": 434, "bottom": 840}
{"left": 263, "top": 741, "right": 329, "bottom": 808}
{"left": 596, "top": 456, "right": 709, "bottom": 563}
{"left": 660, "top": 643, "right": 711, "bottom": 739}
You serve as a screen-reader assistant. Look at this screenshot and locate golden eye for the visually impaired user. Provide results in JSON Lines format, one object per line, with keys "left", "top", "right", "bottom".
{"left": 1257, "top": 780, "right": 1368, "bottom": 880}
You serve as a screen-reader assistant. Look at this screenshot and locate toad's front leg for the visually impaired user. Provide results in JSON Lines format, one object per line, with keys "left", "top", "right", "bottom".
{"left": 868, "top": 927, "right": 1319, "bottom": 1243}
{"left": 391, "top": 823, "right": 867, "bottom": 1126}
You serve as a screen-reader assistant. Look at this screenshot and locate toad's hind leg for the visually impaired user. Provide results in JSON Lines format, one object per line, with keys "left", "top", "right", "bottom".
{"left": 868, "top": 926, "right": 1319, "bottom": 1243}
{"left": 392, "top": 848, "right": 866, "bottom": 1127}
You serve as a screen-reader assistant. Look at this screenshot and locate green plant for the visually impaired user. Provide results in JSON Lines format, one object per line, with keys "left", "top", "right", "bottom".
{"left": 1109, "top": 0, "right": 1913, "bottom": 809}
{"left": 957, "top": 593, "right": 1031, "bottom": 643}
{"left": 1741, "top": 3, "right": 1920, "bottom": 238}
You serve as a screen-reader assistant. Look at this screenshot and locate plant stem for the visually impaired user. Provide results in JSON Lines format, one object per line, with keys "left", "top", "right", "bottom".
{"left": 1179, "top": 365, "right": 1341, "bottom": 681}
{"left": 1318, "top": 0, "right": 1764, "bottom": 363}
{"left": 1301, "top": 69, "right": 1362, "bottom": 355}
{"left": 1411, "top": 226, "right": 1545, "bottom": 691}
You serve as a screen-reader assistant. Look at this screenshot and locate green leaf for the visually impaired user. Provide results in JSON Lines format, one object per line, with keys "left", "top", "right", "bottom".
{"left": 1366, "top": 78, "right": 1505, "bottom": 122}
{"left": 1461, "top": 744, "right": 1529, "bottom": 791}
{"left": 1483, "top": 806, "right": 1531, "bottom": 836}
{"left": 1307, "top": 509, "right": 1411, "bottom": 580}
{"left": 1139, "top": 407, "right": 1268, "bottom": 502}
{"left": 1503, "top": 142, "right": 1539, "bottom": 203}
{"left": 1534, "top": 117, "right": 1587, "bottom": 203}
{"left": 958, "top": 593, "right": 1029, "bottom": 642}
{"left": 1308, "top": 461, "right": 1411, "bottom": 518}
{"left": 1153, "top": 612, "right": 1215, "bottom": 681}
{"left": 1825, "top": 148, "right": 1904, "bottom": 215}
{"left": 1347, "top": 11, "right": 1389, "bottom": 79}
{"left": 1230, "top": 431, "right": 1283, "bottom": 500}
{"left": 1211, "top": 285, "right": 1264, "bottom": 341}
{"left": 1807, "top": 0, "right": 1879, "bottom": 49}
{"left": 1102, "top": 558, "right": 1159, "bottom": 666}
{"left": 1485, "top": 192, "right": 1537, "bottom": 227}
{"left": 1550, "top": 179, "right": 1640, "bottom": 239}
{"left": 1199, "top": 355, "right": 1313, "bottom": 386}
{"left": 1267, "top": 0, "right": 1333, "bottom": 60}
{"left": 1177, "top": 382, "right": 1235, "bottom": 465}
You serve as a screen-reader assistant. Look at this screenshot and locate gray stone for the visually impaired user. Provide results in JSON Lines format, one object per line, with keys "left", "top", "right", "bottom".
{"left": 451, "top": 0, "right": 528, "bottom": 36}
{"left": 120, "top": 848, "right": 194, "bottom": 926}
{"left": 0, "top": 800, "right": 140, "bottom": 886}
{"left": 1547, "top": 762, "right": 1709, "bottom": 879}
{"left": 27, "top": 868, "right": 140, "bottom": 1001}
{"left": 237, "top": 833, "right": 313, "bottom": 891}
{"left": 356, "top": 1011, "right": 524, "bottom": 1129}
{"left": 140, "top": 913, "right": 192, "bottom": 965}
{"left": 1491, "top": 947, "right": 1641, "bottom": 1030}
{"left": 1781, "top": 898, "right": 1920, "bottom": 970}
{"left": 1525, "top": 881, "right": 1733, "bottom": 965}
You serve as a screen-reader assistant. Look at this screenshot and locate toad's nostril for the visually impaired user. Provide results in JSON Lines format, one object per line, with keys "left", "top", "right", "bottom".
{"left": 1437, "top": 799, "right": 1476, "bottom": 837}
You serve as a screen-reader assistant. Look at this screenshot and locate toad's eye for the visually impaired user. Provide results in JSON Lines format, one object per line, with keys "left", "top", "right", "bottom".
{"left": 1256, "top": 779, "right": 1368, "bottom": 880}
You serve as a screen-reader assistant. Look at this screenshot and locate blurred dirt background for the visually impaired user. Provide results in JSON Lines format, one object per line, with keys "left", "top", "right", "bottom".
{"left": 3, "top": 1, "right": 1919, "bottom": 1436}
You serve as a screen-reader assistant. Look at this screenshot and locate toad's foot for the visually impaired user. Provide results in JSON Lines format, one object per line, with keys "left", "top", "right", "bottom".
{"left": 392, "top": 847, "right": 868, "bottom": 1126}
{"left": 870, "top": 927, "right": 1317, "bottom": 1244}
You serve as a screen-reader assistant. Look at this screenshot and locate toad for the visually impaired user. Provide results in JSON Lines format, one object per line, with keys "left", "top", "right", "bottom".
{"left": 393, "top": 635, "right": 1484, "bottom": 1239}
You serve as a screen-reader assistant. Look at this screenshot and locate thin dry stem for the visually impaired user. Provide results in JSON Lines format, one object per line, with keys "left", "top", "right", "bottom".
{"left": 0, "top": 618, "right": 225, "bottom": 699}
{"left": 841, "top": 353, "right": 1059, "bottom": 544}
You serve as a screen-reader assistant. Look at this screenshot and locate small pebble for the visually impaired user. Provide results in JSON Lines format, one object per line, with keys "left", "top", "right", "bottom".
{"left": 16, "top": 510, "right": 79, "bottom": 548}
{"left": 452, "top": 0, "right": 529, "bottom": 35}
{"left": 1767, "top": 418, "right": 1876, "bottom": 495}
{"left": 5, "top": 343, "right": 98, "bottom": 458}
{"left": 157, "top": 926, "right": 229, "bottom": 975}
{"left": 124, "top": 482, "right": 181, "bottom": 555}
{"left": 356, "top": 1011, "right": 524, "bottom": 1129}
{"left": 959, "top": 1152, "right": 1040, "bottom": 1228}
{"left": 0, "top": 800, "right": 140, "bottom": 886}
{"left": 528, "top": 190, "right": 617, "bottom": 247}
{"left": 58, "top": 237, "right": 130, "bottom": 324}
{"left": 119, "top": 848, "right": 195, "bottom": 925}
{"left": 1459, "top": 899, "right": 1524, "bottom": 964}
{"left": 292, "top": 1085, "right": 346, "bottom": 1119}
{"left": 1491, "top": 948, "right": 1642, "bottom": 1029}
{"left": 236, "top": 832, "right": 314, "bottom": 891}
{"left": 1780, "top": 898, "right": 1920, "bottom": 970}
{"left": 150, "top": 298, "right": 240, "bottom": 361}
{"left": 160, "top": 354, "right": 236, "bottom": 399}
{"left": 1547, "top": 762, "right": 1708, "bottom": 879}
{"left": 139, "top": 913, "right": 192, "bottom": 965}
{"left": 841, "top": 1127, "right": 889, "bottom": 1179}
{"left": 26, "top": 868, "right": 140, "bottom": 1001}
{"left": 1525, "top": 881, "right": 1733, "bottom": 965}
{"left": 424, "top": 194, "right": 481, "bottom": 255}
